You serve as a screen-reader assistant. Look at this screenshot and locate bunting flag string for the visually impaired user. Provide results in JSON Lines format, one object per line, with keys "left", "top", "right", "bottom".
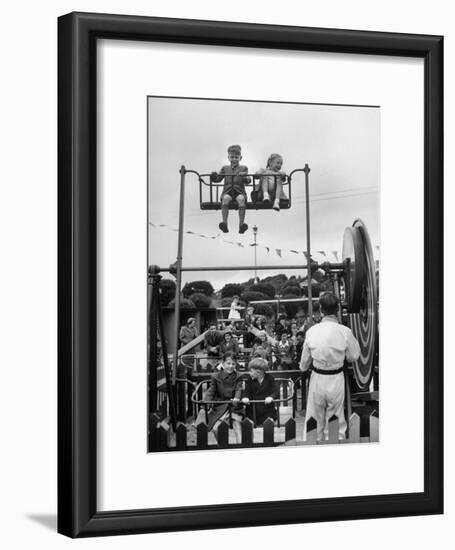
{"left": 149, "top": 220, "right": 378, "bottom": 262}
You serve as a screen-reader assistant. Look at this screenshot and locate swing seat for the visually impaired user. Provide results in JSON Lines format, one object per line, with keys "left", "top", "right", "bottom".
{"left": 200, "top": 198, "right": 291, "bottom": 211}
{"left": 198, "top": 174, "right": 292, "bottom": 211}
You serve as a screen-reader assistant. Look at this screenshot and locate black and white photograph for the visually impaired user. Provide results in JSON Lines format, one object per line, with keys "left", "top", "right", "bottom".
{"left": 147, "top": 96, "right": 380, "bottom": 451}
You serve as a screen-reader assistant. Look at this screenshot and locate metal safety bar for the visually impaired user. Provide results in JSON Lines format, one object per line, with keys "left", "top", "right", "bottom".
{"left": 191, "top": 377, "right": 295, "bottom": 406}
{"left": 188, "top": 169, "right": 292, "bottom": 209}
{"left": 191, "top": 377, "right": 295, "bottom": 427}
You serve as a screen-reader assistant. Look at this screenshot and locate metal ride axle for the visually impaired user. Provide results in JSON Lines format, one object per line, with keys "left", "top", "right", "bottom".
{"left": 156, "top": 261, "right": 345, "bottom": 273}
{"left": 163, "top": 264, "right": 315, "bottom": 273}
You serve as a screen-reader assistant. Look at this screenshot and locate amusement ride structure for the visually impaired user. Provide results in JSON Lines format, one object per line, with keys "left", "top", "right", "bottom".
{"left": 148, "top": 164, "right": 378, "bottom": 446}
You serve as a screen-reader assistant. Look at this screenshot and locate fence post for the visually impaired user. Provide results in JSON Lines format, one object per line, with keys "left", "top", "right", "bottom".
{"left": 263, "top": 418, "right": 275, "bottom": 446}
{"left": 327, "top": 415, "right": 339, "bottom": 443}
{"left": 241, "top": 418, "right": 254, "bottom": 447}
{"left": 348, "top": 412, "right": 360, "bottom": 443}
{"left": 196, "top": 422, "right": 209, "bottom": 449}
{"left": 306, "top": 417, "right": 317, "bottom": 443}
{"left": 176, "top": 423, "right": 188, "bottom": 450}
{"left": 369, "top": 409, "right": 379, "bottom": 442}
{"left": 216, "top": 421, "right": 229, "bottom": 448}
{"left": 149, "top": 413, "right": 161, "bottom": 451}
{"left": 158, "top": 423, "right": 171, "bottom": 450}
{"left": 285, "top": 418, "right": 296, "bottom": 442}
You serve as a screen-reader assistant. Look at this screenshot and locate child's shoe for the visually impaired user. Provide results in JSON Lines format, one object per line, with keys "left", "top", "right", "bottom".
{"left": 273, "top": 199, "right": 280, "bottom": 211}
{"left": 239, "top": 223, "right": 248, "bottom": 234}
{"left": 262, "top": 192, "right": 271, "bottom": 206}
{"left": 219, "top": 222, "right": 228, "bottom": 233}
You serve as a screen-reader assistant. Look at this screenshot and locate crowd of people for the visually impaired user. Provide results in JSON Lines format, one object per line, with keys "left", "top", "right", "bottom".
{"left": 188, "top": 303, "right": 315, "bottom": 372}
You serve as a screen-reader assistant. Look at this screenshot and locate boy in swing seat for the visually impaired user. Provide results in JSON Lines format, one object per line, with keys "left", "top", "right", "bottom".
{"left": 211, "top": 144, "right": 250, "bottom": 234}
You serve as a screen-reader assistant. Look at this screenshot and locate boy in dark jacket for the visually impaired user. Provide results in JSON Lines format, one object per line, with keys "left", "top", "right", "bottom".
{"left": 242, "top": 358, "right": 279, "bottom": 426}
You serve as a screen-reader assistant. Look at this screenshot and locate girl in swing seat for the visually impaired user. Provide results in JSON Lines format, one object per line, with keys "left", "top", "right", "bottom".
{"left": 253, "top": 153, "right": 287, "bottom": 211}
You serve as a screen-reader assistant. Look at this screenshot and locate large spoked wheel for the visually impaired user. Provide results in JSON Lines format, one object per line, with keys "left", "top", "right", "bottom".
{"left": 342, "top": 219, "right": 378, "bottom": 391}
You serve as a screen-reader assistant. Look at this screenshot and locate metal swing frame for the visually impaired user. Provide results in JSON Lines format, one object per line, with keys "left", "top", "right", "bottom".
{"left": 148, "top": 162, "right": 377, "bottom": 431}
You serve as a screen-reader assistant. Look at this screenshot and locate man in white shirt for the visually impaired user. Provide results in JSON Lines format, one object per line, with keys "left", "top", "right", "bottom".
{"left": 300, "top": 292, "right": 360, "bottom": 441}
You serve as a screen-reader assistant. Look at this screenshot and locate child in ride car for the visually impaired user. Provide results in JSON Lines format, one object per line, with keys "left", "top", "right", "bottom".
{"left": 253, "top": 153, "right": 287, "bottom": 211}
{"left": 211, "top": 144, "right": 250, "bottom": 234}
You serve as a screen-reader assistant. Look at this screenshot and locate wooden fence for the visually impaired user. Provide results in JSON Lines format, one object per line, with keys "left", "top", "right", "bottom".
{"left": 149, "top": 411, "right": 379, "bottom": 452}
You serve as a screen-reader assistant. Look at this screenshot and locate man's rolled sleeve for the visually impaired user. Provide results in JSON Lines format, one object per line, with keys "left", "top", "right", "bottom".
{"left": 299, "top": 341, "right": 312, "bottom": 371}
{"left": 345, "top": 331, "right": 361, "bottom": 362}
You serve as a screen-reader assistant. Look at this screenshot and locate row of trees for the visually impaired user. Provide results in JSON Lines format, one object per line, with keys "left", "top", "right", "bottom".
{"left": 153, "top": 272, "right": 329, "bottom": 318}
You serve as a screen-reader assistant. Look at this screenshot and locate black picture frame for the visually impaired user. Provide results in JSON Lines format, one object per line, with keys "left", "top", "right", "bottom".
{"left": 58, "top": 12, "right": 443, "bottom": 538}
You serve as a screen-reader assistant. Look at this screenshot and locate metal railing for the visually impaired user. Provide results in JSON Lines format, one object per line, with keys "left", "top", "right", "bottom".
{"left": 191, "top": 377, "right": 295, "bottom": 427}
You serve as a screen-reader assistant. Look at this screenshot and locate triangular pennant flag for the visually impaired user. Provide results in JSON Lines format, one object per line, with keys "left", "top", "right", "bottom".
{"left": 186, "top": 230, "right": 195, "bottom": 234}
{"left": 158, "top": 223, "right": 166, "bottom": 227}
{"left": 149, "top": 222, "right": 156, "bottom": 227}
{"left": 276, "top": 249, "right": 282, "bottom": 258}
{"left": 237, "top": 242, "right": 244, "bottom": 248}
{"left": 303, "top": 251, "right": 310, "bottom": 260}
{"left": 265, "top": 247, "right": 270, "bottom": 254}
{"left": 317, "top": 250, "right": 326, "bottom": 256}
{"left": 332, "top": 250, "right": 339, "bottom": 261}
{"left": 250, "top": 243, "right": 258, "bottom": 247}
{"left": 289, "top": 250, "right": 299, "bottom": 254}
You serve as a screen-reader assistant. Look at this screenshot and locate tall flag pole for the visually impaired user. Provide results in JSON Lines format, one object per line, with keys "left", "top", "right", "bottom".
{"left": 171, "top": 166, "right": 186, "bottom": 386}
{"left": 253, "top": 224, "right": 258, "bottom": 283}
{"left": 304, "top": 164, "right": 313, "bottom": 320}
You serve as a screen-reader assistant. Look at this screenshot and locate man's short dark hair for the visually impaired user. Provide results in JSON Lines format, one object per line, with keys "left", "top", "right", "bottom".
{"left": 296, "top": 331, "right": 305, "bottom": 338}
{"left": 319, "top": 292, "right": 339, "bottom": 316}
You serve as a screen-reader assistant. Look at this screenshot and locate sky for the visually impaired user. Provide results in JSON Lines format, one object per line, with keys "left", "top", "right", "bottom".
{"left": 148, "top": 97, "right": 379, "bottom": 290}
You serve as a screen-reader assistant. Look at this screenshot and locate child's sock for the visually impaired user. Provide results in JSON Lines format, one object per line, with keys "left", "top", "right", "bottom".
{"left": 273, "top": 198, "right": 280, "bottom": 211}
{"left": 263, "top": 192, "right": 270, "bottom": 205}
